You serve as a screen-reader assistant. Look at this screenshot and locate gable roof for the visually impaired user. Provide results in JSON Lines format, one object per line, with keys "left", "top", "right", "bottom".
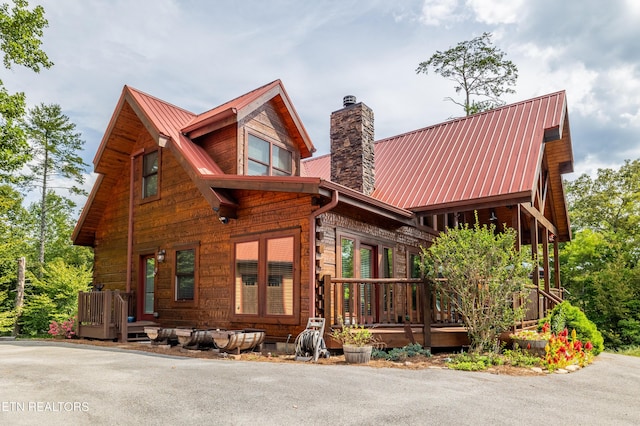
{"left": 303, "top": 91, "right": 572, "bottom": 210}
{"left": 73, "top": 81, "right": 315, "bottom": 246}
{"left": 302, "top": 90, "right": 573, "bottom": 241}
{"left": 182, "top": 79, "right": 315, "bottom": 158}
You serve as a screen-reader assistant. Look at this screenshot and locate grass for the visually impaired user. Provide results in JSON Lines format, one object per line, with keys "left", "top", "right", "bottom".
{"left": 613, "top": 346, "right": 640, "bottom": 357}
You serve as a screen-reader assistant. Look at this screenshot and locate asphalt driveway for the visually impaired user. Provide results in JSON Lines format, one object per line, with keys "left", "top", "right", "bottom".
{"left": 0, "top": 340, "right": 638, "bottom": 425}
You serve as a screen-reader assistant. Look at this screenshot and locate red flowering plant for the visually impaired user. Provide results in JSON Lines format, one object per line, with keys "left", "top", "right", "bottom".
{"left": 544, "top": 328, "right": 595, "bottom": 371}
{"left": 48, "top": 317, "right": 76, "bottom": 339}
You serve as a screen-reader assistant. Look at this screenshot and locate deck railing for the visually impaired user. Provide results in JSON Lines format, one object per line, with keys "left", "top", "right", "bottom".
{"left": 320, "top": 276, "right": 562, "bottom": 330}
{"left": 321, "top": 276, "right": 429, "bottom": 327}
{"left": 77, "top": 290, "right": 132, "bottom": 341}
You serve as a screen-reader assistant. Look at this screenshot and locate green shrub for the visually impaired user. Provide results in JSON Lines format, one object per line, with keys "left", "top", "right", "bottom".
{"left": 371, "top": 343, "right": 431, "bottom": 361}
{"left": 20, "top": 260, "right": 91, "bottom": 335}
{"left": 446, "top": 352, "right": 503, "bottom": 371}
{"left": 501, "top": 347, "right": 542, "bottom": 368}
{"left": 540, "top": 301, "right": 604, "bottom": 355}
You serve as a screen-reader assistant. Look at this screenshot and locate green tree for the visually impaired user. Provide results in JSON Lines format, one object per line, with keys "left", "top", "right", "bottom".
{"left": 422, "top": 216, "right": 531, "bottom": 353}
{"left": 22, "top": 103, "right": 87, "bottom": 268}
{"left": 0, "top": 0, "right": 53, "bottom": 181}
{"left": 20, "top": 259, "right": 91, "bottom": 335}
{"left": 561, "top": 159, "right": 640, "bottom": 348}
{"left": 416, "top": 32, "right": 518, "bottom": 116}
{"left": 0, "top": 185, "right": 29, "bottom": 334}
{"left": 25, "top": 192, "right": 93, "bottom": 268}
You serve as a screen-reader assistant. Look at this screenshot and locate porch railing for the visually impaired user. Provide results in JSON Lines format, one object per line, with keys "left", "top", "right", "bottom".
{"left": 77, "top": 290, "right": 133, "bottom": 342}
{"left": 321, "top": 276, "right": 429, "bottom": 327}
{"left": 320, "top": 276, "right": 562, "bottom": 331}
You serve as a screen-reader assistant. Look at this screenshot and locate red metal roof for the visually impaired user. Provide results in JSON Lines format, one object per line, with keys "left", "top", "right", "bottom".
{"left": 303, "top": 91, "right": 567, "bottom": 211}
{"left": 301, "top": 153, "right": 330, "bottom": 179}
{"left": 126, "top": 85, "right": 196, "bottom": 142}
{"left": 183, "top": 80, "right": 282, "bottom": 132}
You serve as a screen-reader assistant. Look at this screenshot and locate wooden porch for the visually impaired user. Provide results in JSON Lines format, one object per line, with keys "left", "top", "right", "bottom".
{"left": 77, "top": 290, "right": 158, "bottom": 342}
{"left": 318, "top": 276, "right": 563, "bottom": 350}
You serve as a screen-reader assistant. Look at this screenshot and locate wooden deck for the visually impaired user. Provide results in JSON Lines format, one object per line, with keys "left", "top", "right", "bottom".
{"left": 77, "top": 290, "right": 158, "bottom": 342}
{"left": 323, "top": 324, "right": 469, "bottom": 350}
{"left": 320, "top": 276, "right": 560, "bottom": 350}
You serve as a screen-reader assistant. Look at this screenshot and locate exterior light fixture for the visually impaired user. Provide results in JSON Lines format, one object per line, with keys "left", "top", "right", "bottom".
{"left": 489, "top": 209, "right": 498, "bottom": 221}
{"left": 158, "top": 134, "right": 170, "bottom": 148}
{"left": 157, "top": 249, "right": 166, "bottom": 263}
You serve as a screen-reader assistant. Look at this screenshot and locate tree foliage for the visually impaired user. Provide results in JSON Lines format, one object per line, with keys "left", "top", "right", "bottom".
{"left": 0, "top": 0, "right": 53, "bottom": 181}
{"left": 19, "top": 259, "right": 92, "bottom": 335}
{"left": 422, "top": 216, "right": 531, "bottom": 353}
{"left": 416, "top": 32, "right": 518, "bottom": 116}
{"left": 22, "top": 103, "right": 87, "bottom": 267}
{"left": 561, "top": 159, "right": 640, "bottom": 348}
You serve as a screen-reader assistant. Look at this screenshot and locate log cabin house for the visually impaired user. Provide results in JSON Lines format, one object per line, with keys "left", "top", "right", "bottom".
{"left": 73, "top": 79, "right": 574, "bottom": 349}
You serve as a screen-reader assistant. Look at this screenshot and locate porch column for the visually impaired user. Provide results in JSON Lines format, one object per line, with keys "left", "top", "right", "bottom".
{"left": 553, "top": 239, "right": 561, "bottom": 290}
{"left": 422, "top": 280, "right": 432, "bottom": 350}
{"left": 513, "top": 204, "right": 521, "bottom": 251}
{"left": 530, "top": 216, "right": 539, "bottom": 289}
{"left": 542, "top": 228, "right": 550, "bottom": 294}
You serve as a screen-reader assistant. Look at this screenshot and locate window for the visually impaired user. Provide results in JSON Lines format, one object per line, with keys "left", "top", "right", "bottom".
{"left": 142, "top": 151, "right": 159, "bottom": 199}
{"left": 175, "top": 248, "right": 196, "bottom": 301}
{"left": 247, "top": 133, "right": 292, "bottom": 176}
{"left": 234, "top": 232, "right": 298, "bottom": 319}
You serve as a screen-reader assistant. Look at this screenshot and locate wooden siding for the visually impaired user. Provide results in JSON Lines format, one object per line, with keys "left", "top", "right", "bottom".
{"left": 240, "top": 101, "right": 302, "bottom": 176}
{"left": 196, "top": 123, "right": 238, "bottom": 174}
{"left": 92, "top": 105, "right": 318, "bottom": 340}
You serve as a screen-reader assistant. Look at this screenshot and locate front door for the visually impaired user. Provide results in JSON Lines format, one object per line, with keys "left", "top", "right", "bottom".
{"left": 138, "top": 255, "right": 156, "bottom": 321}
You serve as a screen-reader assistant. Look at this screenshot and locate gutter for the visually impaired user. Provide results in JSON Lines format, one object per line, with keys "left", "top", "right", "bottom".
{"left": 127, "top": 148, "right": 145, "bottom": 293}
{"left": 308, "top": 190, "right": 338, "bottom": 318}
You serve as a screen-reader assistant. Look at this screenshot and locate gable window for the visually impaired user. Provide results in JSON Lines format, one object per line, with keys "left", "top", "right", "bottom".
{"left": 247, "top": 133, "right": 292, "bottom": 176}
{"left": 142, "top": 150, "right": 159, "bottom": 199}
{"left": 234, "top": 231, "right": 298, "bottom": 320}
{"left": 175, "top": 247, "right": 197, "bottom": 301}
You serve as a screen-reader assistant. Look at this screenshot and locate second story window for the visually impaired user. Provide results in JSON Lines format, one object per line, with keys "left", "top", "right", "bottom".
{"left": 247, "top": 134, "right": 292, "bottom": 176}
{"left": 142, "top": 151, "right": 159, "bottom": 199}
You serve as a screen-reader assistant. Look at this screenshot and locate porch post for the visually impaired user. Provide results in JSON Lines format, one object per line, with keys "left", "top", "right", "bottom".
{"left": 553, "top": 239, "right": 561, "bottom": 291}
{"left": 542, "top": 228, "right": 550, "bottom": 294}
{"left": 513, "top": 204, "right": 521, "bottom": 251}
{"left": 530, "top": 217, "right": 539, "bottom": 288}
{"left": 422, "top": 280, "right": 432, "bottom": 349}
{"left": 323, "top": 275, "right": 332, "bottom": 325}
{"left": 103, "top": 290, "right": 112, "bottom": 339}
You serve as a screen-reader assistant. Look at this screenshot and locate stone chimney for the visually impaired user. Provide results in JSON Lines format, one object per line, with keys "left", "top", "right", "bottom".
{"left": 330, "top": 95, "right": 375, "bottom": 195}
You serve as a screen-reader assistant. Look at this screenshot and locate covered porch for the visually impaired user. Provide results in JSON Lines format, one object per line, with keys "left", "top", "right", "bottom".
{"left": 318, "top": 275, "right": 563, "bottom": 350}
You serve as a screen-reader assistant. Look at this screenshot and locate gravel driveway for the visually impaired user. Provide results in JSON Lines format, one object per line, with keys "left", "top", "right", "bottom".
{"left": 0, "top": 340, "right": 638, "bottom": 425}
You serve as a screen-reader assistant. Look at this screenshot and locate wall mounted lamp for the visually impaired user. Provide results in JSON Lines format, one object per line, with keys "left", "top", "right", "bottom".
{"left": 489, "top": 209, "right": 498, "bottom": 222}
{"left": 157, "top": 249, "right": 166, "bottom": 263}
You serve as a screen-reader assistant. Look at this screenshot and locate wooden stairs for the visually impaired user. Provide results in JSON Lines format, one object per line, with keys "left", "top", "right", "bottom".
{"left": 122, "top": 320, "right": 159, "bottom": 342}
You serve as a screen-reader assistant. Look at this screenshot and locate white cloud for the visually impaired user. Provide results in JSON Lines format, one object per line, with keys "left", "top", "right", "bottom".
{"left": 466, "top": 0, "right": 527, "bottom": 24}
{"left": 419, "top": 0, "right": 463, "bottom": 26}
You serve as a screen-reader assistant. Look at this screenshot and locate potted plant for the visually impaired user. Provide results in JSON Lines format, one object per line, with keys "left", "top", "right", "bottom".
{"left": 510, "top": 323, "right": 551, "bottom": 356}
{"left": 330, "top": 319, "right": 378, "bottom": 364}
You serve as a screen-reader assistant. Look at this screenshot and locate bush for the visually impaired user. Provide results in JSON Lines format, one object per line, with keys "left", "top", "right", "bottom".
{"left": 447, "top": 352, "right": 503, "bottom": 371}
{"left": 422, "top": 214, "right": 531, "bottom": 353}
{"left": 20, "top": 260, "right": 91, "bottom": 335}
{"left": 372, "top": 343, "right": 431, "bottom": 362}
{"left": 540, "top": 301, "right": 604, "bottom": 355}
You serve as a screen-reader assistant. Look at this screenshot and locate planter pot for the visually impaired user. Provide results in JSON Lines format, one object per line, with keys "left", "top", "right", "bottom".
{"left": 343, "top": 344, "right": 372, "bottom": 364}
{"left": 513, "top": 338, "right": 547, "bottom": 356}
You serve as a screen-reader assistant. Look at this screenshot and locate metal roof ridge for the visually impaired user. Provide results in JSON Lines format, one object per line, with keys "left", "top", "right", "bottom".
{"left": 183, "top": 79, "right": 281, "bottom": 129}
{"left": 374, "top": 90, "right": 566, "bottom": 145}
{"left": 124, "top": 85, "right": 196, "bottom": 116}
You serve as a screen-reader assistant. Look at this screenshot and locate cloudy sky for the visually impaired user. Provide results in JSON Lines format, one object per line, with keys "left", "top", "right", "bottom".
{"left": 5, "top": 0, "right": 640, "bottom": 204}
